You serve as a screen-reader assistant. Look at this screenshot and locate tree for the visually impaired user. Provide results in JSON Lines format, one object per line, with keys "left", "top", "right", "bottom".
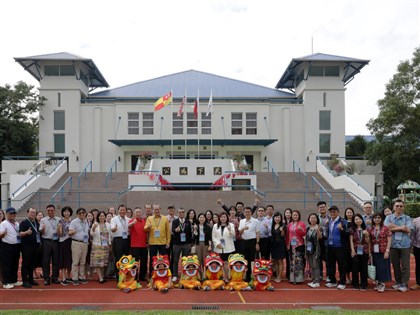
{"left": 0, "top": 81, "right": 45, "bottom": 161}
{"left": 366, "top": 47, "right": 420, "bottom": 198}
{"left": 346, "top": 135, "right": 370, "bottom": 157}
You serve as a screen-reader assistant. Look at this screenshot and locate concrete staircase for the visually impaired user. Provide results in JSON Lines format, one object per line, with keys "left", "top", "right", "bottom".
{"left": 19, "top": 171, "right": 361, "bottom": 220}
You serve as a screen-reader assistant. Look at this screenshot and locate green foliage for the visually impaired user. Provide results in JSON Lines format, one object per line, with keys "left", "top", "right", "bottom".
{"left": 366, "top": 47, "right": 420, "bottom": 198}
{"left": 405, "top": 203, "right": 420, "bottom": 218}
{"left": 346, "top": 135, "right": 370, "bottom": 157}
{"left": 0, "top": 81, "right": 45, "bottom": 161}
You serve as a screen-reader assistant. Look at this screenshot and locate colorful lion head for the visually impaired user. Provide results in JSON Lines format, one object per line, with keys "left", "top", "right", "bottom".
{"left": 204, "top": 252, "right": 223, "bottom": 273}
{"left": 228, "top": 253, "right": 248, "bottom": 273}
{"left": 153, "top": 254, "right": 170, "bottom": 277}
{"left": 181, "top": 255, "right": 200, "bottom": 278}
{"left": 252, "top": 259, "right": 273, "bottom": 284}
{"left": 116, "top": 255, "right": 141, "bottom": 292}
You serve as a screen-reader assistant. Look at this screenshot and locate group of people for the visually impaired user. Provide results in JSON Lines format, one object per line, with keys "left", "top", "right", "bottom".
{"left": 0, "top": 199, "right": 419, "bottom": 294}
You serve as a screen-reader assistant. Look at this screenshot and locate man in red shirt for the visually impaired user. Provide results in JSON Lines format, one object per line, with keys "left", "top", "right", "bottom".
{"left": 128, "top": 207, "right": 148, "bottom": 281}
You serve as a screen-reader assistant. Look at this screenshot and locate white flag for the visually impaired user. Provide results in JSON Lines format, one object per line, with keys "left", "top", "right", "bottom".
{"left": 206, "top": 90, "right": 213, "bottom": 117}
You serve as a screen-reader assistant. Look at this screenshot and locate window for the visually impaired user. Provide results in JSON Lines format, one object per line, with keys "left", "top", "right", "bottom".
{"left": 295, "top": 70, "right": 304, "bottom": 87}
{"left": 187, "top": 113, "right": 198, "bottom": 134}
{"left": 142, "top": 112, "right": 154, "bottom": 135}
{"left": 201, "top": 113, "right": 211, "bottom": 134}
{"left": 80, "top": 70, "right": 89, "bottom": 86}
{"left": 54, "top": 111, "right": 65, "bottom": 130}
{"left": 325, "top": 66, "right": 339, "bottom": 77}
{"left": 44, "top": 65, "right": 75, "bottom": 76}
{"left": 246, "top": 113, "right": 257, "bottom": 135}
{"left": 319, "top": 134, "right": 331, "bottom": 153}
{"left": 231, "top": 113, "right": 243, "bottom": 135}
{"left": 58, "top": 92, "right": 61, "bottom": 107}
{"left": 128, "top": 112, "right": 139, "bottom": 135}
{"left": 319, "top": 111, "right": 331, "bottom": 130}
{"left": 173, "top": 113, "right": 183, "bottom": 135}
{"left": 308, "top": 66, "right": 323, "bottom": 76}
{"left": 323, "top": 92, "right": 327, "bottom": 107}
{"left": 54, "top": 134, "right": 65, "bottom": 154}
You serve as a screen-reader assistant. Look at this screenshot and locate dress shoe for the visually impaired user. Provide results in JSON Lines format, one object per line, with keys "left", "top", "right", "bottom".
{"left": 51, "top": 279, "right": 61, "bottom": 285}
{"left": 23, "top": 282, "right": 32, "bottom": 288}
{"left": 410, "top": 284, "right": 420, "bottom": 290}
{"left": 29, "top": 281, "right": 39, "bottom": 286}
{"left": 44, "top": 280, "right": 50, "bottom": 286}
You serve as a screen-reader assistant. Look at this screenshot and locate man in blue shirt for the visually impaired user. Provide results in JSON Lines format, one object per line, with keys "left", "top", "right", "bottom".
{"left": 384, "top": 199, "right": 413, "bottom": 292}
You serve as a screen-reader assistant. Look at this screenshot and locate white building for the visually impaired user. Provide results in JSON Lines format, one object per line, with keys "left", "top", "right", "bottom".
{"left": 14, "top": 52, "right": 369, "bottom": 174}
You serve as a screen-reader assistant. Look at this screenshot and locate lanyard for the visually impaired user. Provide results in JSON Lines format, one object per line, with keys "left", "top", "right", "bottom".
{"left": 153, "top": 216, "right": 162, "bottom": 228}
{"left": 7, "top": 220, "right": 18, "bottom": 232}
{"left": 179, "top": 220, "right": 185, "bottom": 232}
{"left": 374, "top": 227, "right": 380, "bottom": 241}
{"left": 80, "top": 220, "right": 88, "bottom": 233}
{"left": 27, "top": 219, "right": 38, "bottom": 231}
{"left": 119, "top": 216, "right": 127, "bottom": 232}
{"left": 49, "top": 217, "right": 57, "bottom": 230}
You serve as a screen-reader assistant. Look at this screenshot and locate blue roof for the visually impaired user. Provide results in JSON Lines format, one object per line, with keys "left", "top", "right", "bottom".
{"left": 91, "top": 70, "right": 295, "bottom": 99}
{"left": 14, "top": 52, "right": 109, "bottom": 88}
{"left": 276, "top": 53, "right": 369, "bottom": 89}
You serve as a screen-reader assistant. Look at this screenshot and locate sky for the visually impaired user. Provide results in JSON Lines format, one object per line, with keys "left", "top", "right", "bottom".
{"left": 1, "top": 0, "right": 418, "bottom": 135}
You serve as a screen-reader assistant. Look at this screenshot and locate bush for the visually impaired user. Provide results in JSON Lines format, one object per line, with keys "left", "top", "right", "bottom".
{"left": 405, "top": 203, "right": 420, "bottom": 218}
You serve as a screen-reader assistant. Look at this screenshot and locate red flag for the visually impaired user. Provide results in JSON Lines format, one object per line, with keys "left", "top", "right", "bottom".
{"left": 193, "top": 98, "right": 198, "bottom": 120}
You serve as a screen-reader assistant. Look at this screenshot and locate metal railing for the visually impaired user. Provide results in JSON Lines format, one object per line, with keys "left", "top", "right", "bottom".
{"left": 104, "top": 160, "right": 117, "bottom": 188}
{"left": 311, "top": 176, "right": 332, "bottom": 206}
{"left": 292, "top": 160, "right": 308, "bottom": 189}
{"left": 51, "top": 176, "right": 73, "bottom": 204}
{"left": 78, "top": 161, "right": 93, "bottom": 188}
{"left": 267, "top": 160, "right": 279, "bottom": 187}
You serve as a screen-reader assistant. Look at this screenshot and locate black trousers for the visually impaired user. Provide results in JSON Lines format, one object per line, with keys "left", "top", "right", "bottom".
{"left": 259, "top": 237, "right": 271, "bottom": 260}
{"left": 352, "top": 253, "right": 368, "bottom": 289}
{"left": 413, "top": 246, "right": 420, "bottom": 285}
{"left": 149, "top": 245, "right": 167, "bottom": 276}
{"left": 327, "top": 246, "right": 346, "bottom": 285}
{"left": 243, "top": 238, "right": 257, "bottom": 281}
{"left": 42, "top": 239, "right": 59, "bottom": 281}
{"left": 1, "top": 243, "right": 21, "bottom": 284}
{"left": 234, "top": 239, "right": 244, "bottom": 256}
{"left": 112, "top": 237, "right": 130, "bottom": 273}
{"left": 21, "top": 244, "right": 39, "bottom": 283}
{"left": 131, "top": 247, "right": 148, "bottom": 280}
{"left": 319, "top": 239, "right": 330, "bottom": 278}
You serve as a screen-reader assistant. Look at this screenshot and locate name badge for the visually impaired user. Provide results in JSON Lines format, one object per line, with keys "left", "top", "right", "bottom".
{"left": 394, "top": 232, "right": 403, "bottom": 241}
{"left": 154, "top": 230, "right": 160, "bottom": 238}
{"left": 16, "top": 235, "right": 21, "bottom": 243}
{"left": 306, "top": 242, "right": 313, "bottom": 252}
{"left": 52, "top": 232, "right": 59, "bottom": 241}
{"left": 373, "top": 244, "right": 379, "bottom": 253}
{"left": 36, "top": 233, "right": 41, "bottom": 244}
{"left": 101, "top": 239, "right": 108, "bottom": 247}
{"left": 199, "top": 233, "right": 205, "bottom": 242}
{"left": 357, "top": 245, "right": 364, "bottom": 255}
{"left": 220, "top": 238, "right": 225, "bottom": 247}
{"left": 122, "top": 231, "right": 128, "bottom": 239}
{"left": 180, "top": 233, "right": 186, "bottom": 242}
{"left": 291, "top": 237, "right": 297, "bottom": 246}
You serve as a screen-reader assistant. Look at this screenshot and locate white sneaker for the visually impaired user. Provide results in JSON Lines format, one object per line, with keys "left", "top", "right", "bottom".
{"left": 392, "top": 283, "right": 401, "bottom": 290}
{"left": 3, "top": 284, "right": 14, "bottom": 289}
{"left": 337, "top": 284, "right": 346, "bottom": 290}
{"left": 326, "top": 277, "right": 331, "bottom": 282}
{"left": 13, "top": 281, "right": 23, "bottom": 287}
{"left": 398, "top": 284, "right": 408, "bottom": 292}
{"left": 325, "top": 282, "right": 337, "bottom": 288}
{"left": 308, "top": 282, "right": 320, "bottom": 288}
{"left": 172, "top": 276, "right": 178, "bottom": 282}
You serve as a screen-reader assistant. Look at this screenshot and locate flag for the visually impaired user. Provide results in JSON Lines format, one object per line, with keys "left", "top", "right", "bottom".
{"left": 206, "top": 90, "right": 213, "bottom": 117}
{"left": 177, "top": 95, "right": 186, "bottom": 117}
{"left": 154, "top": 91, "right": 172, "bottom": 111}
{"left": 193, "top": 96, "right": 199, "bottom": 120}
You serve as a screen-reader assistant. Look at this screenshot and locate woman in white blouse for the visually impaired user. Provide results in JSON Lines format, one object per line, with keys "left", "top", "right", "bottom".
{"left": 90, "top": 211, "right": 112, "bottom": 283}
{"left": 212, "top": 212, "right": 235, "bottom": 281}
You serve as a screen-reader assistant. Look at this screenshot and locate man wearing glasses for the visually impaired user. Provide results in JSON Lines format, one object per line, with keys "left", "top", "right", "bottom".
{"left": 69, "top": 208, "right": 90, "bottom": 285}
{"left": 384, "top": 199, "right": 414, "bottom": 292}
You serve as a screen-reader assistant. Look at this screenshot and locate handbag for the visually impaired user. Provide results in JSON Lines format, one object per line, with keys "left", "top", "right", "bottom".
{"left": 368, "top": 262, "right": 376, "bottom": 280}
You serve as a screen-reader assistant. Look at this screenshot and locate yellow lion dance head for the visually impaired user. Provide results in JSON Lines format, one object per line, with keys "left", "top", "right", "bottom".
{"left": 116, "top": 255, "right": 141, "bottom": 293}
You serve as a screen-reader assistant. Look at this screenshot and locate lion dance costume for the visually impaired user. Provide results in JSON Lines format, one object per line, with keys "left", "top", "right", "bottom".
{"left": 225, "top": 253, "right": 251, "bottom": 291}
{"left": 151, "top": 255, "right": 172, "bottom": 293}
{"left": 178, "top": 255, "right": 201, "bottom": 290}
{"left": 201, "top": 253, "right": 225, "bottom": 291}
{"left": 116, "top": 255, "right": 141, "bottom": 293}
{"left": 250, "top": 259, "right": 274, "bottom": 291}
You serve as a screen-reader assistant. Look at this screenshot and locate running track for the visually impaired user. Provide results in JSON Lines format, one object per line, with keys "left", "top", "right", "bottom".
{"left": 0, "top": 258, "right": 418, "bottom": 311}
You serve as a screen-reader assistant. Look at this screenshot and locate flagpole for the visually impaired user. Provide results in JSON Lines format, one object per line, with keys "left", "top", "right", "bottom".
{"left": 184, "top": 89, "right": 187, "bottom": 159}
{"left": 171, "top": 89, "right": 174, "bottom": 159}
{"left": 197, "top": 88, "right": 200, "bottom": 159}
{"left": 210, "top": 90, "right": 213, "bottom": 159}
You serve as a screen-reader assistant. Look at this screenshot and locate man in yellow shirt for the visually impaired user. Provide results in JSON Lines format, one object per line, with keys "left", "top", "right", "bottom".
{"left": 144, "top": 204, "right": 171, "bottom": 275}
